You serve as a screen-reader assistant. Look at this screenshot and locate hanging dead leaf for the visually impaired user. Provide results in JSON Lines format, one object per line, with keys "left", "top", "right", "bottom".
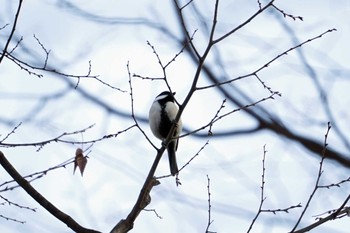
{"left": 73, "top": 148, "right": 87, "bottom": 176}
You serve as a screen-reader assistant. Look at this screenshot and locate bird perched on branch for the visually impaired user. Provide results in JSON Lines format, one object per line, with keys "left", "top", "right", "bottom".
{"left": 149, "top": 91, "right": 182, "bottom": 176}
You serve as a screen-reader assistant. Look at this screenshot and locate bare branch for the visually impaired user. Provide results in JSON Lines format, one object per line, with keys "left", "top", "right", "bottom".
{"left": 127, "top": 62, "right": 157, "bottom": 150}
{"left": 0, "top": 23, "right": 10, "bottom": 30}
{"left": 256, "top": 0, "right": 262, "bottom": 10}
{"left": 33, "top": 34, "right": 50, "bottom": 69}
{"left": 198, "top": 29, "right": 337, "bottom": 91}
{"left": 272, "top": 4, "right": 303, "bottom": 21}
{"left": 290, "top": 122, "right": 332, "bottom": 232}
{"left": 208, "top": 99, "right": 226, "bottom": 136}
{"left": 261, "top": 203, "right": 302, "bottom": 214}
{"left": 110, "top": 64, "right": 172, "bottom": 233}
{"left": 143, "top": 208, "right": 163, "bottom": 219}
{"left": 0, "top": 122, "right": 22, "bottom": 143}
{"left": 0, "top": 194, "right": 36, "bottom": 212}
{"left": 164, "top": 30, "right": 197, "bottom": 69}
{"left": 4, "top": 52, "right": 126, "bottom": 91}
{"left": 0, "top": 152, "right": 89, "bottom": 192}
{"left": 179, "top": 0, "right": 194, "bottom": 11}
{"left": 0, "top": 0, "right": 23, "bottom": 64}
{"left": 173, "top": 0, "right": 201, "bottom": 59}
{"left": 294, "top": 197, "right": 350, "bottom": 233}
{"left": 213, "top": 0, "right": 274, "bottom": 44}
{"left": 0, "top": 213, "right": 25, "bottom": 224}
{"left": 205, "top": 175, "right": 216, "bottom": 233}
{"left": 180, "top": 92, "right": 280, "bottom": 138}
{"left": 247, "top": 145, "right": 268, "bottom": 233}
{"left": 318, "top": 176, "right": 350, "bottom": 189}
{"left": 0, "top": 151, "right": 101, "bottom": 233}
{"left": 177, "top": 140, "right": 209, "bottom": 174}
{"left": 8, "top": 36, "right": 23, "bottom": 54}
{"left": 110, "top": 177, "right": 160, "bottom": 233}
{"left": 0, "top": 124, "right": 136, "bottom": 150}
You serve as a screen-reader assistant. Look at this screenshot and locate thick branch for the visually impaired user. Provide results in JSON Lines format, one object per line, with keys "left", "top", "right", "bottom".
{"left": 0, "top": 151, "right": 101, "bottom": 233}
{"left": 110, "top": 149, "right": 163, "bottom": 233}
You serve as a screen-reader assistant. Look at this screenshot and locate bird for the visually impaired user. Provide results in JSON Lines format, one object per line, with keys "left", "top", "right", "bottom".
{"left": 149, "top": 91, "right": 182, "bottom": 176}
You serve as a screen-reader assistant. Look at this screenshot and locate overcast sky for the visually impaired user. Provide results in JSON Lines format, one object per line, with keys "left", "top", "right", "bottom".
{"left": 1, "top": 1, "right": 350, "bottom": 233}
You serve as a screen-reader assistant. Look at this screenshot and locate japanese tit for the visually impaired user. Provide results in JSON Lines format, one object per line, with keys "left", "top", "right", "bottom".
{"left": 149, "top": 91, "right": 182, "bottom": 176}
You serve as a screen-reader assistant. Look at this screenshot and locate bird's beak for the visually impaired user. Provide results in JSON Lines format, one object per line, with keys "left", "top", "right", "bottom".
{"left": 173, "top": 92, "right": 176, "bottom": 96}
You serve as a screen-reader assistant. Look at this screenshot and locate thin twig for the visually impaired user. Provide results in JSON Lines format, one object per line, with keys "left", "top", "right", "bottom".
{"left": 8, "top": 36, "right": 23, "bottom": 54}
{"left": 0, "top": 213, "right": 25, "bottom": 224}
{"left": 127, "top": 62, "right": 157, "bottom": 150}
{"left": 0, "top": 152, "right": 91, "bottom": 192}
{"left": 290, "top": 122, "right": 332, "bottom": 232}
{"left": 143, "top": 208, "right": 163, "bottom": 219}
{"left": 294, "top": 203, "right": 350, "bottom": 233}
{"left": 208, "top": 99, "right": 226, "bottom": 136}
{"left": 180, "top": 92, "right": 280, "bottom": 138}
{"left": 0, "top": 23, "right": 10, "bottom": 30}
{"left": 318, "top": 176, "right": 350, "bottom": 189}
{"left": 177, "top": 140, "right": 209, "bottom": 174}
{"left": 247, "top": 145, "right": 268, "bottom": 233}
{"left": 33, "top": 34, "right": 50, "bottom": 69}
{"left": 198, "top": 29, "right": 337, "bottom": 91}
{"left": 272, "top": 4, "right": 303, "bottom": 21}
{"left": 0, "top": 0, "right": 23, "bottom": 64}
{"left": 213, "top": 0, "right": 274, "bottom": 44}
{"left": 5, "top": 52, "right": 126, "bottom": 91}
{"left": 0, "top": 194, "right": 36, "bottom": 212}
{"left": 261, "top": 203, "right": 302, "bottom": 214}
{"left": 0, "top": 122, "right": 22, "bottom": 143}
{"left": 0, "top": 124, "right": 136, "bottom": 150}
{"left": 179, "top": 0, "right": 194, "bottom": 11}
{"left": 205, "top": 175, "right": 216, "bottom": 233}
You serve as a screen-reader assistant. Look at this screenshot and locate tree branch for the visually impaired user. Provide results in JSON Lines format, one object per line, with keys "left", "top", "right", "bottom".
{"left": 0, "top": 151, "right": 101, "bottom": 233}
{"left": 0, "top": 0, "right": 23, "bottom": 64}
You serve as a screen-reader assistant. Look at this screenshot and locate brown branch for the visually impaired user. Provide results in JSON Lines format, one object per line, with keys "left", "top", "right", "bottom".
{"left": 0, "top": 152, "right": 89, "bottom": 192}
{"left": 109, "top": 154, "right": 162, "bottom": 233}
{"left": 109, "top": 62, "right": 167, "bottom": 233}
{"left": 294, "top": 196, "right": 350, "bottom": 233}
{"left": 0, "top": 151, "right": 101, "bottom": 233}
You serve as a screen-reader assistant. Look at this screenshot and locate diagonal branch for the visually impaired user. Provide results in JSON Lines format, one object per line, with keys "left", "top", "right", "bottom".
{"left": 0, "top": 0, "right": 23, "bottom": 64}
{"left": 290, "top": 122, "right": 332, "bottom": 232}
{"left": 0, "top": 151, "right": 101, "bottom": 233}
{"left": 213, "top": 0, "right": 274, "bottom": 44}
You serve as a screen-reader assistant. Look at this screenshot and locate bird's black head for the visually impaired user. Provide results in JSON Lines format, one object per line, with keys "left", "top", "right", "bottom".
{"left": 155, "top": 91, "right": 176, "bottom": 104}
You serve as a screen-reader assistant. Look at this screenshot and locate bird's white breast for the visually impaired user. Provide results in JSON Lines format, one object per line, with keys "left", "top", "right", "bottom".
{"left": 164, "top": 102, "right": 182, "bottom": 136}
{"left": 149, "top": 101, "right": 182, "bottom": 140}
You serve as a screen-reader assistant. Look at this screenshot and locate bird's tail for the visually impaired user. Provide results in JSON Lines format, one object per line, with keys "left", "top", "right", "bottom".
{"left": 167, "top": 140, "right": 178, "bottom": 176}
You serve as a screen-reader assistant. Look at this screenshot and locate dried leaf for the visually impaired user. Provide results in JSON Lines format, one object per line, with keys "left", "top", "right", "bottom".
{"left": 73, "top": 148, "right": 87, "bottom": 176}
